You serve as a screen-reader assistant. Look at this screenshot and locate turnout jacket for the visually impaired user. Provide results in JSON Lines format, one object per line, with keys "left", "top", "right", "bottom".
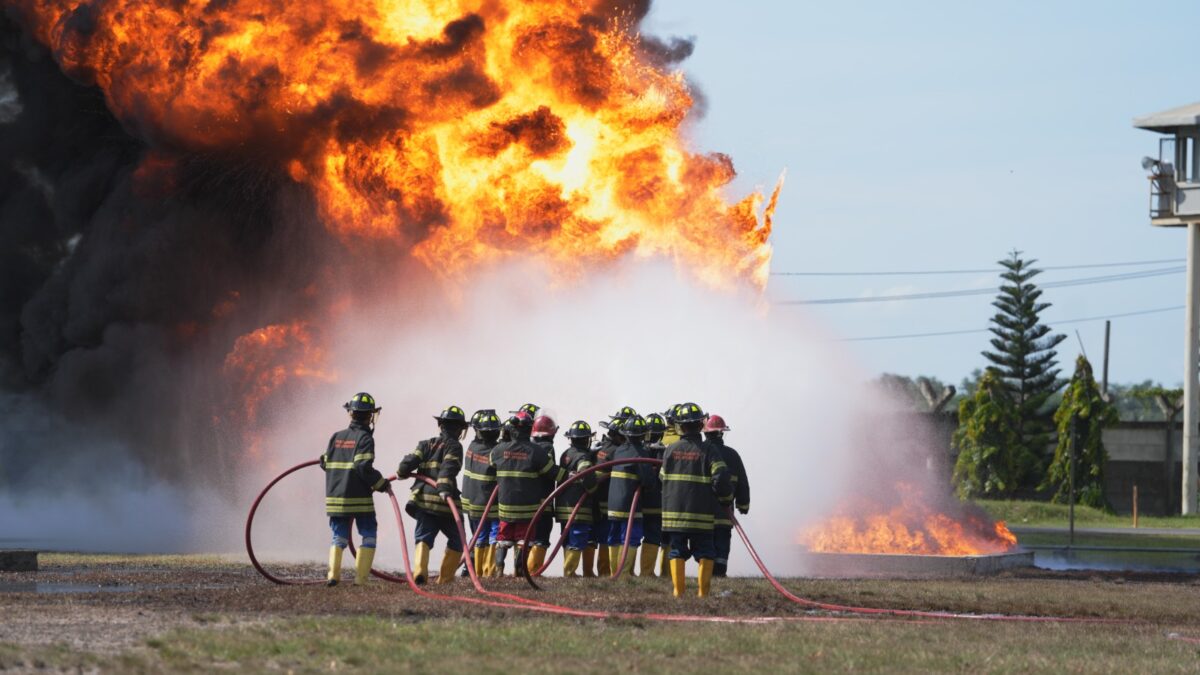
{"left": 606, "top": 440, "right": 656, "bottom": 519}
{"left": 322, "top": 420, "right": 388, "bottom": 516}
{"left": 660, "top": 432, "right": 732, "bottom": 533}
{"left": 641, "top": 441, "right": 666, "bottom": 517}
{"left": 397, "top": 431, "right": 463, "bottom": 516}
{"left": 461, "top": 436, "right": 498, "bottom": 518}
{"left": 709, "top": 438, "right": 750, "bottom": 527}
{"left": 490, "top": 436, "right": 566, "bottom": 523}
{"left": 556, "top": 445, "right": 598, "bottom": 523}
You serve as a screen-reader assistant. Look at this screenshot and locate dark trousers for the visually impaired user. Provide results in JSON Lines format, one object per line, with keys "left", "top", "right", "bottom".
{"left": 413, "top": 509, "right": 463, "bottom": 552}
{"left": 666, "top": 531, "right": 716, "bottom": 562}
{"left": 713, "top": 526, "right": 732, "bottom": 576}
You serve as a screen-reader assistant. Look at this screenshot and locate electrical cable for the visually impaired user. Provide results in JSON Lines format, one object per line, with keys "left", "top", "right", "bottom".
{"left": 778, "top": 266, "right": 1183, "bottom": 306}
{"left": 840, "top": 305, "right": 1184, "bottom": 343}
{"left": 771, "top": 258, "right": 1185, "bottom": 277}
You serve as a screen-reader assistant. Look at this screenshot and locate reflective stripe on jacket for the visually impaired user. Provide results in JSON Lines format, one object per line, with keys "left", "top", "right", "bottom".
{"left": 660, "top": 433, "right": 732, "bottom": 533}
{"left": 490, "top": 437, "right": 566, "bottom": 523}
{"left": 323, "top": 421, "right": 386, "bottom": 516}
{"left": 398, "top": 433, "right": 463, "bottom": 516}
{"left": 461, "top": 437, "right": 498, "bottom": 517}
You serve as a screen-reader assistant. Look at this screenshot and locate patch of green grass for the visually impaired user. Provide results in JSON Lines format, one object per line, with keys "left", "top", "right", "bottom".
{"left": 6, "top": 616, "right": 1200, "bottom": 673}
{"left": 975, "top": 499, "right": 1200, "bottom": 530}
{"left": 1014, "top": 531, "right": 1200, "bottom": 551}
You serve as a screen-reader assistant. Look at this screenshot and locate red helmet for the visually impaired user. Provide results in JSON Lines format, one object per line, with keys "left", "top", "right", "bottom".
{"left": 531, "top": 414, "right": 558, "bottom": 438}
{"left": 703, "top": 414, "right": 730, "bottom": 433}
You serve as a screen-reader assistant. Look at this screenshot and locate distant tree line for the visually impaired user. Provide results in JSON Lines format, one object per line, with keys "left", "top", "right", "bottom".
{"left": 870, "top": 251, "right": 1175, "bottom": 511}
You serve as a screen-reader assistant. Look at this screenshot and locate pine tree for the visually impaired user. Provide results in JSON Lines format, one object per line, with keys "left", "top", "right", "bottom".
{"left": 952, "top": 368, "right": 1032, "bottom": 498}
{"left": 982, "top": 251, "right": 1066, "bottom": 488}
{"left": 1043, "top": 356, "right": 1117, "bottom": 509}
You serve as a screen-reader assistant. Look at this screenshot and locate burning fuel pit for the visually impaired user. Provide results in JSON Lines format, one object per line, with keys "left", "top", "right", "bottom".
{"left": 796, "top": 482, "right": 1030, "bottom": 578}
{"left": 799, "top": 549, "right": 1035, "bottom": 579}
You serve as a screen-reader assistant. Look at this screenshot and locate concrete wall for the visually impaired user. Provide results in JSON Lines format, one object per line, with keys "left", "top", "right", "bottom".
{"left": 927, "top": 413, "right": 1184, "bottom": 515}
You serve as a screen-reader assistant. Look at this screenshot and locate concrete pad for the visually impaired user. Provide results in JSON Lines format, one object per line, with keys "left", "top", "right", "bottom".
{"left": 0, "top": 550, "right": 39, "bottom": 572}
{"left": 801, "top": 550, "right": 1034, "bottom": 578}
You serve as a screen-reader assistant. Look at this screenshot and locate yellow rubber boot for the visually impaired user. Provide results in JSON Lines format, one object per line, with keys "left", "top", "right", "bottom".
{"left": 639, "top": 544, "right": 659, "bottom": 578}
{"left": 473, "top": 546, "right": 488, "bottom": 577}
{"left": 598, "top": 544, "right": 611, "bottom": 577}
{"left": 607, "top": 546, "right": 623, "bottom": 577}
{"left": 697, "top": 559, "right": 714, "bottom": 598}
{"left": 611, "top": 546, "right": 636, "bottom": 576}
{"left": 483, "top": 545, "right": 497, "bottom": 577}
{"left": 414, "top": 542, "right": 431, "bottom": 585}
{"left": 527, "top": 545, "right": 547, "bottom": 576}
{"left": 563, "top": 549, "right": 582, "bottom": 577}
{"left": 437, "top": 549, "right": 463, "bottom": 585}
{"left": 354, "top": 547, "right": 375, "bottom": 586}
{"left": 670, "top": 559, "right": 687, "bottom": 598}
{"left": 326, "top": 546, "right": 344, "bottom": 587}
{"left": 581, "top": 546, "right": 596, "bottom": 578}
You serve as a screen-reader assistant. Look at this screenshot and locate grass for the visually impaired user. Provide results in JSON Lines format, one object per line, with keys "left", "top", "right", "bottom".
{"left": 1014, "top": 531, "right": 1200, "bottom": 551}
{"left": 975, "top": 499, "right": 1200, "bottom": 530}
{"left": 4, "top": 615, "right": 1199, "bottom": 674}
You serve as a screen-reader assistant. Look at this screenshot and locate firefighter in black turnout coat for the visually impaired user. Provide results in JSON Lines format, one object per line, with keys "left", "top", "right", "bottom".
{"left": 704, "top": 414, "right": 750, "bottom": 577}
{"left": 605, "top": 415, "right": 657, "bottom": 576}
{"left": 556, "top": 420, "right": 599, "bottom": 576}
{"left": 462, "top": 410, "right": 501, "bottom": 577}
{"left": 640, "top": 412, "right": 668, "bottom": 576}
{"left": 398, "top": 406, "right": 467, "bottom": 584}
{"left": 661, "top": 402, "right": 732, "bottom": 598}
{"left": 489, "top": 411, "right": 566, "bottom": 575}
{"left": 321, "top": 392, "right": 390, "bottom": 587}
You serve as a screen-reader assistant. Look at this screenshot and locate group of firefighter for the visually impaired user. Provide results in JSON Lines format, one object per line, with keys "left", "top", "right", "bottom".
{"left": 320, "top": 393, "right": 750, "bottom": 598}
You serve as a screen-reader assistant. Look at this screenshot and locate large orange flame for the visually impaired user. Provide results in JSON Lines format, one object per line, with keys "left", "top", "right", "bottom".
{"left": 13, "top": 0, "right": 779, "bottom": 288}
{"left": 799, "top": 483, "right": 1018, "bottom": 556}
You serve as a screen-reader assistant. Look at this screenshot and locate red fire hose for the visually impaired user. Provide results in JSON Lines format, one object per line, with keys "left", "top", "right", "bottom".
{"left": 611, "top": 487, "right": 641, "bottom": 580}
{"left": 247, "top": 459, "right": 1122, "bottom": 625}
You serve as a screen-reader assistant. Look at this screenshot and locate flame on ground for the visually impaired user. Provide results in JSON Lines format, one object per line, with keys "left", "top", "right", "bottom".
{"left": 799, "top": 484, "right": 1019, "bottom": 556}
{"left": 13, "top": 1, "right": 779, "bottom": 288}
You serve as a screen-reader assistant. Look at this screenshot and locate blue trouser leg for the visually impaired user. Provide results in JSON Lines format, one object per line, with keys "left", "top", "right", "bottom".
{"left": 329, "top": 517, "right": 352, "bottom": 549}
{"left": 606, "top": 519, "right": 644, "bottom": 547}
{"left": 355, "top": 514, "right": 379, "bottom": 549}
{"left": 566, "top": 522, "right": 592, "bottom": 550}
{"left": 468, "top": 516, "right": 493, "bottom": 549}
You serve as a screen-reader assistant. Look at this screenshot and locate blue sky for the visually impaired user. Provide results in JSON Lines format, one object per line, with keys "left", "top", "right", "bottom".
{"left": 645, "top": 1, "right": 1200, "bottom": 386}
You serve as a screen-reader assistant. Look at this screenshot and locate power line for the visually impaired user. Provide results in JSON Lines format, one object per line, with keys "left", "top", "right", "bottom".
{"left": 840, "top": 305, "right": 1184, "bottom": 343}
{"left": 778, "top": 266, "right": 1184, "bottom": 306}
{"left": 771, "top": 257, "right": 1185, "bottom": 277}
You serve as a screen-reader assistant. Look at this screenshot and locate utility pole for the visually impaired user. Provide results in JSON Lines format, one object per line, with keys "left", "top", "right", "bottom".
{"left": 1133, "top": 103, "right": 1200, "bottom": 515}
{"left": 1102, "top": 320, "right": 1111, "bottom": 399}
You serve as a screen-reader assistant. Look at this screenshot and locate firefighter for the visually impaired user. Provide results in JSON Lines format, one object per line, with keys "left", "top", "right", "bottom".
{"left": 530, "top": 414, "right": 559, "bottom": 566}
{"left": 661, "top": 402, "right": 732, "bottom": 598}
{"left": 704, "top": 414, "right": 750, "bottom": 577}
{"left": 592, "top": 405, "right": 635, "bottom": 575}
{"left": 640, "top": 412, "right": 668, "bottom": 576}
{"left": 606, "top": 415, "right": 657, "bottom": 577}
{"left": 321, "top": 392, "right": 391, "bottom": 587}
{"left": 462, "top": 410, "right": 501, "bottom": 577}
{"left": 397, "top": 405, "right": 467, "bottom": 585}
{"left": 490, "top": 411, "right": 566, "bottom": 575}
{"left": 657, "top": 405, "right": 683, "bottom": 576}
{"left": 660, "top": 404, "right": 683, "bottom": 446}
{"left": 556, "top": 420, "right": 598, "bottom": 577}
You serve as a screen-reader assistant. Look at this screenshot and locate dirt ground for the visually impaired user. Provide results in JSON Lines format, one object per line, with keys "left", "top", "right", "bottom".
{"left": 2, "top": 554, "right": 1199, "bottom": 673}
